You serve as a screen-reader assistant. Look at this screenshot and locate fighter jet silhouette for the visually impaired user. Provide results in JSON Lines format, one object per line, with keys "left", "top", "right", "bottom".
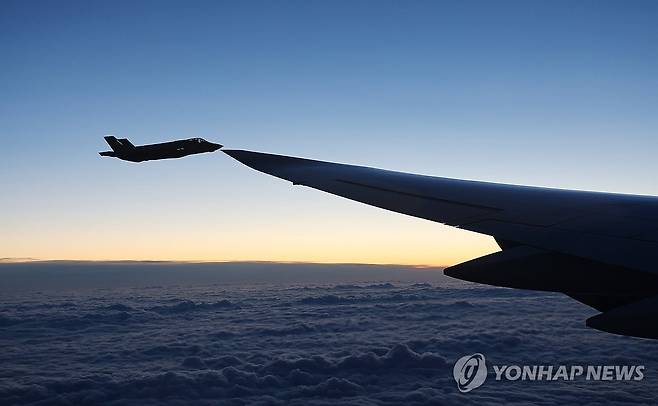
{"left": 99, "top": 136, "right": 222, "bottom": 162}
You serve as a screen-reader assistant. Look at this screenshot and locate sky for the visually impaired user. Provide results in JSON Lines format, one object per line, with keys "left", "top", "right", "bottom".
{"left": 1, "top": 0, "right": 658, "bottom": 265}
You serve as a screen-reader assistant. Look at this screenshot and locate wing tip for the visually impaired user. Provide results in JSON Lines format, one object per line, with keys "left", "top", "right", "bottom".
{"left": 223, "top": 149, "right": 313, "bottom": 173}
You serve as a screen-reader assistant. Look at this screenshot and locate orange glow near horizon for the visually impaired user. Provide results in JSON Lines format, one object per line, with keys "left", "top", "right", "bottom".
{"left": 0, "top": 205, "right": 500, "bottom": 267}
{"left": 2, "top": 225, "right": 497, "bottom": 266}
{"left": 1, "top": 158, "right": 501, "bottom": 267}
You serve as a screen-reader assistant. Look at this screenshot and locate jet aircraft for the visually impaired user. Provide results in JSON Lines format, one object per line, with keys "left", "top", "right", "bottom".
{"left": 99, "top": 136, "right": 221, "bottom": 162}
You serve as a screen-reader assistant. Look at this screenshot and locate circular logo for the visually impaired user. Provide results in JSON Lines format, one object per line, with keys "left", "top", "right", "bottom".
{"left": 453, "top": 353, "right": 487, "bottom": 392}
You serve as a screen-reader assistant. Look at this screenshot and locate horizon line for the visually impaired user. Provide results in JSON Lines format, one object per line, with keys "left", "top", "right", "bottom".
{"left": 0, "top": 258, "right": 447, "bottom": 269}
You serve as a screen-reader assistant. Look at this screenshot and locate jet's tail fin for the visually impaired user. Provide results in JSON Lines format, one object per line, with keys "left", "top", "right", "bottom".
{"left": 104, "top": 136, "right": 135, "bottom": 152}
{"left": 117, "top": 138, "right": 134, "bottom": 148}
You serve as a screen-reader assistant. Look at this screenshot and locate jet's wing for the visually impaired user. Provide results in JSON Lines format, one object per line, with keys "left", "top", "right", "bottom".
{"left": 224, "top": 149, "right": 658, "bottom": 339}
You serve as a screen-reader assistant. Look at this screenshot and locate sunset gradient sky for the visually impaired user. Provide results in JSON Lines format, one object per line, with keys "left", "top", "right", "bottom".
{"left": 2, "top": 0, "right": 658, "bottom": 265}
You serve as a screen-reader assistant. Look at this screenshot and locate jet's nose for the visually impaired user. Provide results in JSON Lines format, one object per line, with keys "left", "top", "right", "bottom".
{"left": 210, "top": 142, "right": 223, "bottom": 151}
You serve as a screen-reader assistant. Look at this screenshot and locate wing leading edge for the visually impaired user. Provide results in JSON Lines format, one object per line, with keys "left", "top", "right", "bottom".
{"left": 224, "top": 149, "right": 658, "bottom": 339}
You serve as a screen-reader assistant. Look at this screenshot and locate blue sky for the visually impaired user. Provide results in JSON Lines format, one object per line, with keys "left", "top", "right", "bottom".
{"left": 2, "top": 0, "right": 658, "bottom": 263}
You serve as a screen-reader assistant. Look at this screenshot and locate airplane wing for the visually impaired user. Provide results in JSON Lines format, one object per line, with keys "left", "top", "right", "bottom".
{"left": 224, "top": 149, "right": 658, "bottom": 339}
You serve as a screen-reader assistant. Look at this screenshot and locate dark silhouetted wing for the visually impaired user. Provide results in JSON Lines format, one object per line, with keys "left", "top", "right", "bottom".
{"left": 224, "top": 149, "right": 658, "bottom": 339}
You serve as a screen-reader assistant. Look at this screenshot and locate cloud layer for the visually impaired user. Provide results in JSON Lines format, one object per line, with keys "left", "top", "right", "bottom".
{"left": 1, "top": 263, "right": 658, "bottom": 405}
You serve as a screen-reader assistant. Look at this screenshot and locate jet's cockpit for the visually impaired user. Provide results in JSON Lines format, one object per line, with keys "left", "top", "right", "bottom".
{"left": 188, "top": 137, "right": 207, "bottom": 143}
